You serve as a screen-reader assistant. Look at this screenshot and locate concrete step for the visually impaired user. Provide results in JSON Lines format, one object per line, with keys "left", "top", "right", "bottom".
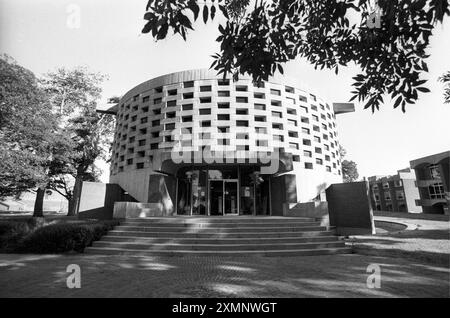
{"left": 107, "top": 229, "right": 335, "bottom": 238}
{"left": 84, "top": 246, "right": 353, "bottom": 257}
{"left": 114, "top": 225, "right": 327, "bottom": 233}
{"left": 91, "top": 240, "right": 345, "bottom": 251}
{"left": 86, "top": 216, "right": 347, "bottom": 257}
{"left": 121, "top": 221, "right": 321, "bottom": 228}
{"left": 100, "top": 235, "right": 340, "bottom": 245}
{"left": 120, "top": 217, "right": 315, "bottom": 224}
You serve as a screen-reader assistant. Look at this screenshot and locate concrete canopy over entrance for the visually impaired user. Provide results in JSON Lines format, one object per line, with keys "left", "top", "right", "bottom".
{"left": 148, "top": 149, "right": 296, "bottom": 217}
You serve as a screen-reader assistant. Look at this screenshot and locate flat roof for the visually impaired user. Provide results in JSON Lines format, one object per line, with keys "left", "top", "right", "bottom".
{"left": 96, "top": 102, "right": 118, "bottom": 115}
{"left": 332, "top": 103, "right": 355, "bottom": 114}
{"left": 410, "top": 151, "right": 450, "bottom": 168}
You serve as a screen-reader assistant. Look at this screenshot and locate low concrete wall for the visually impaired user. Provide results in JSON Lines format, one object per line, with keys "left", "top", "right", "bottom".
{"left": 374, "top": 210, "right": 450, "bottom": 221}
{"left": 326, "top": 181, "right": 375, "bottom": 235}
{"left": 271, "top": 174, "right": 297, "bottom": 216}
{"left": 77, "top": 182, "right": 136, "bottom": 219}
{"left": 284, "top": 201, "right": 329, "bottom": 226}
{"left": 148, "top": 174, "right": 176, "bottom": 215}
{"left": 109, "top": 168, "right": 151, "bottom": 203}
{"left": 113, "top": 202, "right": 166, "bottom": 218}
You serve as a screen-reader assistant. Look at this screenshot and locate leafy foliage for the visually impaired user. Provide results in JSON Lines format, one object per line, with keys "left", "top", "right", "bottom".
{"left": 0, "top": 58, "right": 114, "bottom": 215}
{"left": 439, "top": 71, "right": 450, "bottom": 103}
{"left": 41, "top": 67, "right": 105, "bottom": 117}
{"left": 20, "top": 223, "right": 94, "bottom": 253}
{"left": 342, "top": 160, "right": 360, "bottom": 182}
{"left": 14, "top": 220, "right": 119, "bottom": 253}
{"left": 339, "top": 145, "right": 359, "bottom": 182}
{"left": 40, "top": 67, "right": 114, "bottom": 213}
{"left": 0, "top": 55, "right": 71, "bottom": 199}
{"left": 0, "top": 218, "right": 45, "bottom": 252}
{"left": 142, "top": 0, "right": 449, "bottom": 112}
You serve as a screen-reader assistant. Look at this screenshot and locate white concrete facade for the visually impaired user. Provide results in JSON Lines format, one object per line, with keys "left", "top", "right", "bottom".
{"left": 109, "top": 69, "right": 345, "bottom": 205}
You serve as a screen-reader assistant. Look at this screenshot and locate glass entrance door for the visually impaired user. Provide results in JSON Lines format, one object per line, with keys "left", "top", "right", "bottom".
{"left": 177, "top": 167, "right": 251, "bottom": 216}
{"left": 224, "top": 180, "right": 238, "bottom": 215}
{"left": 209, "top": 180, "right": 223, "bottom": 216}
{"left": 208, "top": 180, "right": 238, "bottom": 215}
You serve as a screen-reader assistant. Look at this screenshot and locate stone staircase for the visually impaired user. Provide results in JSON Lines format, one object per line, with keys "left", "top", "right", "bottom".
{"left": 85, "top": 216, "right": 351, "bottom": 256}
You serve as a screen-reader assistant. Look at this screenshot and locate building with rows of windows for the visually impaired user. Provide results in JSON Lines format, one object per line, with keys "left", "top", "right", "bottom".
{"left": 103, "top": 69, "right": 354, "bottom": 216}
{"left": 368, "top": 168, "right": 421, "bottom": 213}
{"left": 410, "top": 151, "right": 449, "bottom": 214}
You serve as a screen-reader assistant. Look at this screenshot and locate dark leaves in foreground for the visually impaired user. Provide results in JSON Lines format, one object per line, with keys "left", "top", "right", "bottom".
{"left": 142, "top": 0, "right": 449, "bottom": 112}
{"left": 439, "top": 71, "right": 450, "bottom": 104}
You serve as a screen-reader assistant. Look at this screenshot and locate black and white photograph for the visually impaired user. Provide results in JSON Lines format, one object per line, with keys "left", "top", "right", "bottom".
{"left": 0, "top": 0, "right": 449, "bottom": 303}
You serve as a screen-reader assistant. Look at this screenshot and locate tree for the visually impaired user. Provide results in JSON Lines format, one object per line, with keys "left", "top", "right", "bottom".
{"left": 439, "top": 71, "right": 450, "bottom": 103}
{"left": 342, "top": 160, "right": 360, "bottom": 182}
{"left": 338, "top": 144, "right": 347, "bottom": 160}
{"left": 141, "top": 0, "right": 449, "bottom": 112}
{"left": 339, "top": 145, "right": 359, "bottom": 182}
{"left": 32, "top": 135, "right": 74, "bottom": 217}
{"left": 39, "top": 67, "right": 114, "bottom": 216}
{"left": 0, "top": 55, "right": 70, "bottom": 210}
{"left": 0, "top": 59, "right": 112, "bottom": 217}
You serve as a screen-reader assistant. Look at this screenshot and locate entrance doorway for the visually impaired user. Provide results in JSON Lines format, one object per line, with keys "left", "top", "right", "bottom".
{"left": 175, "top": 166, "right": 271, "bottom": 216}
{"left": 209, "top": 180, "right": 238, "bottom": 215}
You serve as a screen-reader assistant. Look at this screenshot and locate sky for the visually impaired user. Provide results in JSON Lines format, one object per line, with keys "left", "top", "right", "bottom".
{"left": 1, "top": 0, "right": 449, "bottom": 183}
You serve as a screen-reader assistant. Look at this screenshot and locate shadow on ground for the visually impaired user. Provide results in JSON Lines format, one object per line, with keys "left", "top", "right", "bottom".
{"left": 0, "top": 252, "right": 448, "bottom": 298}
{"left": 349, "top": 227, "right": 450, "bottom": 267}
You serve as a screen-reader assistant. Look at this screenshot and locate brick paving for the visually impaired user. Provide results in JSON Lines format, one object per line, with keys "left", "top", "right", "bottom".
{"left": 0, "top": 253, "right": 448, "bottom": 297}
{"left": 1, "top": 214, "right": 448, "bottom": 298}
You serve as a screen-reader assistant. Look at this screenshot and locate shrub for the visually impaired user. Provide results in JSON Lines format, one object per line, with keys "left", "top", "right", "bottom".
{"left": 0, "top": 222, "right": 28, "bottom": 252}
{"left": 0, "top": 218, "right": 44, "bottom": 235}
{"left": 18, "top": 220, "right": 119, "bottom": 253}
{"left": 85, "top": 220, "right": 120, "bottom": 241}
{"left": 0, "top": 218, "right": 119, "bottom": 254}
{"left": 18, "top": 223, "right": 94, "bottom": 253}
{"left": 0, "top": 221, "right": 27, "bottom": 237}
{"left": 85, "top": 223, "right": 107, "bottom": 241}
{"left": 0, "top": 218, "right": 45, "bottom": 252}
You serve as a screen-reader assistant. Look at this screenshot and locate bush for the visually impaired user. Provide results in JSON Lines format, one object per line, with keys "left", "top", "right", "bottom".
{"left": 18, "top": 223, "right": 93, "bottom": 253}
{"left": 0, "top": 221, "right": 27, "bottom": 237}
{"left": 15, "top": 219, "right": 120, "bottom": 254}
{"left": 0, "top": 218, "right": 44, "bottom": 235}
{"left": 0, "top": 218, "right": 119, "bottom": 254}
{"left": 0, "top": 218, "right": 45, "bottom": 252}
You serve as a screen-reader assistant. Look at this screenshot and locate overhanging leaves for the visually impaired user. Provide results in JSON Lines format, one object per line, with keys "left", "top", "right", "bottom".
{"left": 141, "top": 0, "right": 450, "bottom": 112}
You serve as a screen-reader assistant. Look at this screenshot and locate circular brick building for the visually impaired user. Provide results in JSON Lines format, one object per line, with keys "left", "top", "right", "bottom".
{"left": 106, "top": 69, "right": 353, "bottom": 216}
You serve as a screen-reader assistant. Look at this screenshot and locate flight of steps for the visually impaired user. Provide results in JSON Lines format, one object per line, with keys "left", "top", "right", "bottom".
{"left": 85, "top": 217, "right": 351, "bottom": 256}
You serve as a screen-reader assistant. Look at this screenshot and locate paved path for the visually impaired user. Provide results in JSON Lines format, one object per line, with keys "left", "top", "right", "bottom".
{"left": 350, "top": 215, "right": 450, "bottom": 265}
{"left": 0, "top": 253, "right": 448, "bottom": 297}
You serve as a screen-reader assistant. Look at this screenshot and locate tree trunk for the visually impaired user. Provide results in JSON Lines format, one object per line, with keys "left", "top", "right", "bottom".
{"left": 67, "top": 176, "right": 82, "bottom": 216}
{"left": 33, "top": 186, "right": 45, "bottom": 217}
{"left": 67, "top": 199, "right": 75, "bottom": 216}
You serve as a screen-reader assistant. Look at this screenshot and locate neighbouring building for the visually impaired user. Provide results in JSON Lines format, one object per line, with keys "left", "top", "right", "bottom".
{"left": 368, "top": 168, "right": 421, "bottom": 213}
{"left": 410, "top": 151, "right": 450, "bottom": 215}
{"left": 102, "top": 69, "right": 355, "bottom": 216}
